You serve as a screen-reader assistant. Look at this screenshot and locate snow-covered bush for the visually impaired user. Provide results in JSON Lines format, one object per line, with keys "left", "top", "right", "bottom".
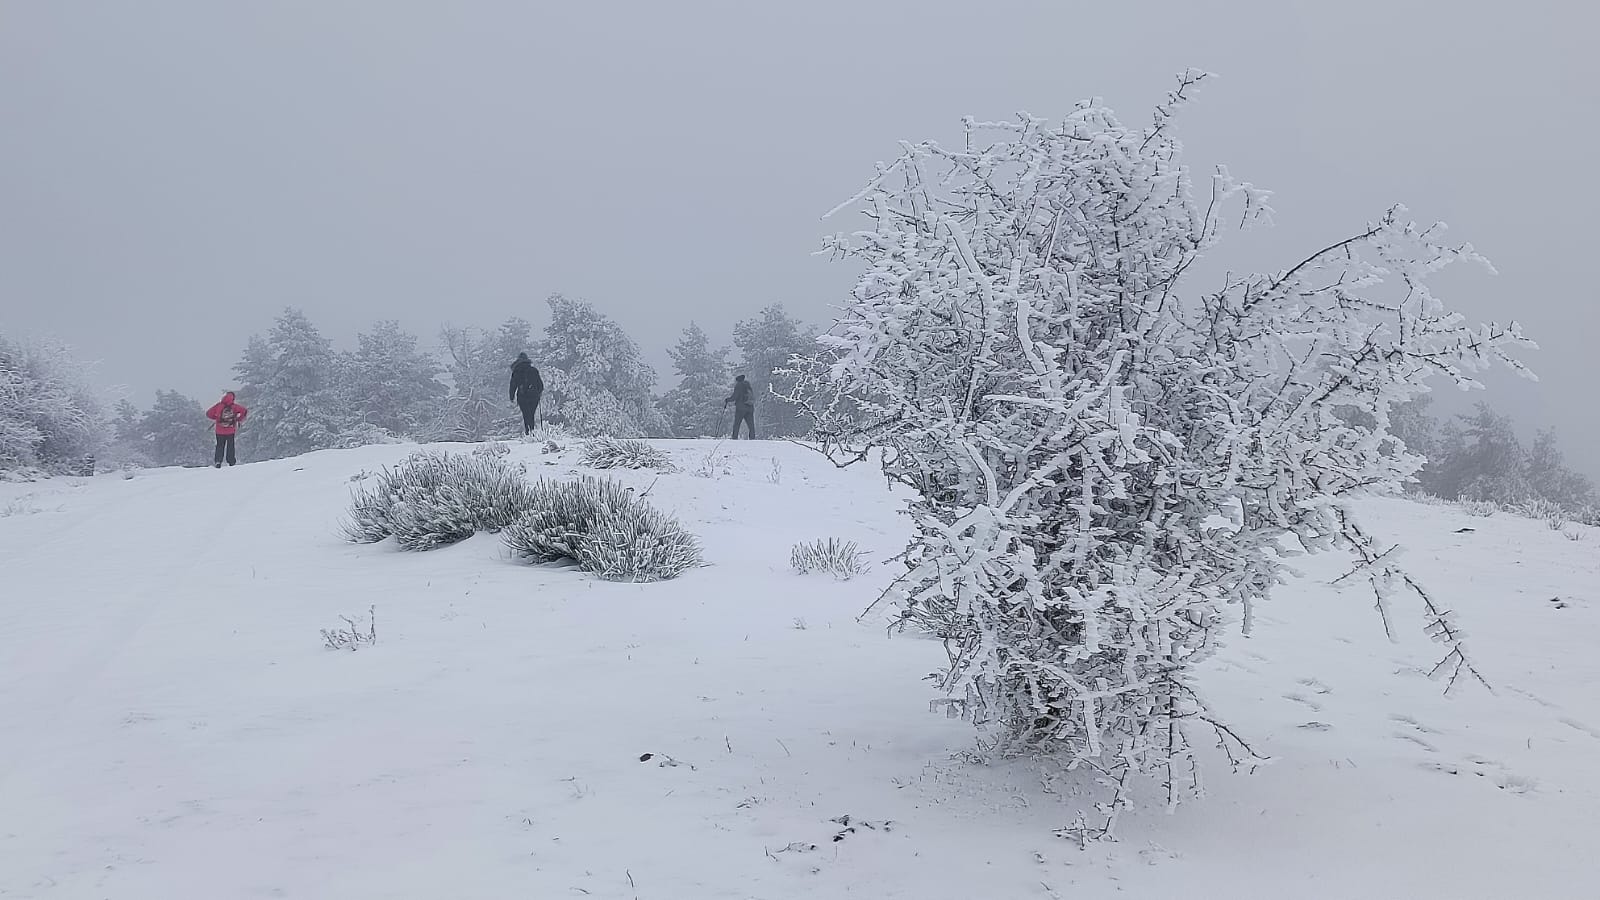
{"left": 1, "top": 495, "right": 44, "bottom": 518}
{"left": 502, "top": 477, "right": 700, "bottom": 582}
{"left": 342, "top": 450, "right": 539, "bottom": 550}
{"left": 1460, "top": 500, "right": 1500, "bottom": 517}
{"left": 791, "top": 538, "right": 868, "bottom": 580}
{"left": 581, "top": 437, "right": 674, "bottom": 471}
{"left": 1509, "top": 497, "right": 1567, "bottom": 530}
{"left": 525, "top": 423, "right": 575, "bottom": 445}
{"left": 333, "top": 422, "right": 406, "bottom": 450}
{"left": 796, "top": 71, "right": 1532, "bottom": 820}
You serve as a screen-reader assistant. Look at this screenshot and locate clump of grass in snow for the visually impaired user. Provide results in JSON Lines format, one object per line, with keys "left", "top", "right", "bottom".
{"left": 501, "top": 477, "right": 700, "bottom": 582}
{"left": 791, "top": 538, "right": 869, "bottom": 580}
{"left": 341, "top": 450, "right": 539, "bottom": 549}
{"left": 581, "top": 437, "right": 674, "bottom": 471}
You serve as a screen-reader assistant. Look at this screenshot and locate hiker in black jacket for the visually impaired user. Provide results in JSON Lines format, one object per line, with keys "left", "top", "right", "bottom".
{"left": 724, "top": 374, "right": 756, "bottom": 440}
{"left": 510, "top": 352, "right": 544, "bottom": 435}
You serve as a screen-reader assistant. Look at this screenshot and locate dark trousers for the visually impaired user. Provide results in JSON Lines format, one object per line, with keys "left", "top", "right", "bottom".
{"left": 518, "top": 396, "right": 541, "bottom": 435}
{"left": 732, "top": 404, "right": 756, "bottom": 440}
{"left": 213, "top": 433, "right": 237, "bottom": 466}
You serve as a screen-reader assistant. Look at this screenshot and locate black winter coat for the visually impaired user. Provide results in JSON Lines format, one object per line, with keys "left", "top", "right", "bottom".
{"left": 510, "top": 359, "right": 544, "bottom": 404}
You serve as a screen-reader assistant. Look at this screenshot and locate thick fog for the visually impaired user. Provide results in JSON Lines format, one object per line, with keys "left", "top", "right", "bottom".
{"left": 2, "top": 0, "right": 1595, "bottom": 474}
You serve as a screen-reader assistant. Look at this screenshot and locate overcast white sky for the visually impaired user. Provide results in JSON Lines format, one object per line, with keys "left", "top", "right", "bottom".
{"left": 2, "top": 1, "right": 1595, "bottom": 474}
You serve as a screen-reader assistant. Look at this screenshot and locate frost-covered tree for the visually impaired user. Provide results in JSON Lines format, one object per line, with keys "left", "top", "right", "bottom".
{"left": 126, "top": 390, "right": 209, "bottom": 467}
{"left": 732, "top": 303, "right": 814, "bottom": 439}
{"left": 345, "top": 320, "right": 446, "bottom": 437}
{"left": 534, "top": 294, "right": 666, "bottom": 437}
{"left": 437, "top": 318, "right": 530, "bottom": 441}
{"left": 1430, "top": 403, "right": 1526, "bottom": 503}
{"left": 234, "top": 308, "right": 348, "bottom": 459}
{"left": 659, "top": 322, "right": 729, "bottom": 437}
{"left": 1525, "top": 428, "right": 1595, "bottom": 509}
{"left": 797, "top": 72, "right": 1532, "bottom": 819}
{"left": 0, "top": 334, "right": 104, "bottom": 475}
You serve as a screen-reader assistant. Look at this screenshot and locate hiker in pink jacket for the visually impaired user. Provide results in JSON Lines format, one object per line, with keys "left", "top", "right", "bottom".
{"left": 205, "top": 392, "right": 248, "bottom": 467}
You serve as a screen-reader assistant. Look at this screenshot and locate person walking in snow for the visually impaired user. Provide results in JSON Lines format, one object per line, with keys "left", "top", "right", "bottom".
{"left": 510, "top": 352, "right": 544, "bottom": 435}
{"left": 724, "top": 374, "right": 756, "bottom": 440}
{"left": 205, "top": 391, "right": 248, "bottom": 467}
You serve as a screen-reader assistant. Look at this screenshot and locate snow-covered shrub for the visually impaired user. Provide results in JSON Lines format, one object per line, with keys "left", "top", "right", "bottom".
{"left": 341, "top": 450, "right": 538, "bottom": 550}
{"left": 501, "top": 477, "right": 700, "bottom": 581}
{"left": 473, "top": 441, "right": 512, "bottom": 458}
{"left": 581, "top": 437, "right": 674, "bottom": 471}
{"left": 333, "top": 422, "right": 405, "bottom": 450}
{"left": 1, "top": 495, "right": 44, "bottom": 518}
{"left": 1460, "top": 500, "right": 1500, "bottom": 517}
{"left": 795, "top": 71, "right": 1532, "bottom": 820}
{"left": 525, "top": 423, "right": 575, "bottom": 445}
{"left": 791, "top": 538, "right": 869, "bottom": 580}
{"left": 1509, "top": 497, "right": 1567, "bottom": 530}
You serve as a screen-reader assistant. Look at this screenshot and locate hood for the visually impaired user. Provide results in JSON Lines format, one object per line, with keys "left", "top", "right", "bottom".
{"left": 222, "top": 392, "right": 236, "bottom": 404}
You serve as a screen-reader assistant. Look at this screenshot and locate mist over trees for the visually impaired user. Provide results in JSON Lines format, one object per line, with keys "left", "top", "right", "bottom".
{"left": 6, "top": 293, "right": 1596, "bottom": 511}
{"left": 1402, "top": 398, "right": 1595, "bottom": 513}
{"left": 1, "top": 292, "right": 828, "bottom": 476}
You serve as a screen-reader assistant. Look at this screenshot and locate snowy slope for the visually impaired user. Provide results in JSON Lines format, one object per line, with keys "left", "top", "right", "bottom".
{"left": 1, "top": 440, "right": 1597, "bottom": 899}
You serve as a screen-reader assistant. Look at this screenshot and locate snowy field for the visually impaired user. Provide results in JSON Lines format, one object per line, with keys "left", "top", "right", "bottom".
{"left": 1, "top": 439, "right": 1597, "bottom": 899}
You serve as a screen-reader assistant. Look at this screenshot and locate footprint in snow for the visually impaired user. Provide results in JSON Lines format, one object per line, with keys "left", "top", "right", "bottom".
{"left": 1283, "top": 692, "right": 1323, "bottom": 712}
{"left": 1296, "top": 677, "right": 1333, "bottom": 695}
{"left": 1389, "top": 714, "right": 1444, "bottom": 752}
{"left": 1389, "top": 713, "right": 1442, "bottom": 735}
{"left": 1422, "top": 757, "right": 1536, "bottom": 795}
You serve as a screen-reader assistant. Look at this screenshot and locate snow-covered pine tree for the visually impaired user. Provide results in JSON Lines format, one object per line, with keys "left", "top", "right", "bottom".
{"left": 798, "top": 71, "right": 1534, "bottom": 818}
{"left": 535, "top": 294, "right": 667, "bottom": 437}
{"left": 233, "top": 308, "right": 348, "bottom": 460}
{"left": 133, "top": 390, "right": 208, "bottom": 467}
{"left": 345, "top": 320, "right": 447, "bottom": 438}
{"left": 1525, "top": 428, "right": 1595, "bottom": 511}
{"left": 1431, "top": 403, "right": 1528, "bottom": 504}
{"left": 659, "top": 322, "right": 730, "bottom": 437}
{"left": 732, "top": 302, "right": 814, "bottom": 439}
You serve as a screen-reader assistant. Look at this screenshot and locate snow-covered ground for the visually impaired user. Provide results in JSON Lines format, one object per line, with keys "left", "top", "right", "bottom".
{"left": 1, "top": 440, "right": 1596, "bottom": 899}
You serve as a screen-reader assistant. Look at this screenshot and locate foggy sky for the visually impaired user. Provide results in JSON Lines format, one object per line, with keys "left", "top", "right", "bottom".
{"left": 2, "top": 1, "right": 1596, "bottom": 475}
